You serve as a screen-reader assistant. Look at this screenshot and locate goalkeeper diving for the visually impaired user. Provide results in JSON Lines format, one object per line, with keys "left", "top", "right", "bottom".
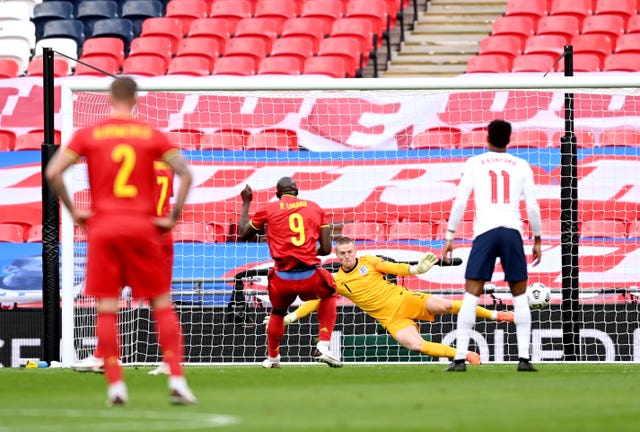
{"left": 265, "top": 236, "right": 514, "bottom": 365}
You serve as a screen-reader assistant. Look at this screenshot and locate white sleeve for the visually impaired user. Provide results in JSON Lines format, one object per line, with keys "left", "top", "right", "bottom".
{"left": 447, "top": 161, "right": 474, "bottom": 236}
{"left": 523, "top": 164, "right": 542, "bottom": 237}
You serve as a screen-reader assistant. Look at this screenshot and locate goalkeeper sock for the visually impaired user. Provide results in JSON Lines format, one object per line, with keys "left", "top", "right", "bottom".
{"left": 420, "top": 341, "right": 456, "bottom": 359}
{"left": 153, "top": 306, "right": 184, "bottom": 377}
{"left": 451, "top": 300, "right": 494, "bottom": 320}
{"left": 453, "top": 292, "right": 479, "bottom": 361}
{"left": 267, "top": 314, "right": 285, "bottom": 358}
{"left": 96, "top": 312, "right": 122, "bottom": 384}
{"left": 316, "top": 295, "right": 337, "bottom": 342}
{"left": 513, "top": 294, "right": 532, "bottom": 360}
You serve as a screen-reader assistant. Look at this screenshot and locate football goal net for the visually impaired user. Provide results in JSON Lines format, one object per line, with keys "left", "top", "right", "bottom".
{"left": 59, "top": 75, "right": 640, "bottom": 366}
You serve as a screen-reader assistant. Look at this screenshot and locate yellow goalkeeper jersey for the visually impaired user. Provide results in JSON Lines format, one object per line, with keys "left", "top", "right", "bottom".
{"left": 295, "top": 255, "right": 415, "bottom": 324}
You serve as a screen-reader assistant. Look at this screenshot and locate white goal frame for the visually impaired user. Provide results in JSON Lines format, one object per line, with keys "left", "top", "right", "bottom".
{"left": 59, "top": 74, "right": 640, "bottom": 367}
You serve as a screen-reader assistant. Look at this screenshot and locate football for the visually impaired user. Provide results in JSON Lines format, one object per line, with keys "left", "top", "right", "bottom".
{"left": 526, "top": 282, "right": 551, "bottom": 309}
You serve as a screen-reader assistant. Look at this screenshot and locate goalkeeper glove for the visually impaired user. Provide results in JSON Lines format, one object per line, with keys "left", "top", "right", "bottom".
{"left": 409, "top": 252, "right": 439, "bottom": 274}
{"left": 262, "top": 312, "right": 299, "bottom": 326}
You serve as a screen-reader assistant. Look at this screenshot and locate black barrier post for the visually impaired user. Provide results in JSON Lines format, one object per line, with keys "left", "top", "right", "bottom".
{"left": 560, "top": 45, "right": 581, "bottom": 361}
{"left": 41, "top": 47, "right": 61, "bottom": 363}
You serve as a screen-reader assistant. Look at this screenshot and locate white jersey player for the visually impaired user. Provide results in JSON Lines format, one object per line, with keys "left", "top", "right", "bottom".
{"left": 442, "top": 119, "right": 542, "bottom": 372}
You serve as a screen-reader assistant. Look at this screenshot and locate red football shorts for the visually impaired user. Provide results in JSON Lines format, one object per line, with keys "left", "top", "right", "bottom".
{"left": 267, "top": 267, "right": 337, "bottom": 313}
{"left": 84, "top": 217, "right": 169, "bottom": 299}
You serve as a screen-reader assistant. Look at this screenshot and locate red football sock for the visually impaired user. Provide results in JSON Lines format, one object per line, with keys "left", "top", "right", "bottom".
{"left": 96, "top": 312, "right": 121, "bottom": 384}
{"left": 267, "top": 313, "right": 285, "bottom": 358}
{"left": 316, "top": 296, "right": 337, "bottom": 342}
{"left": 153, "top": 306, "right": 184, "bottom": 376}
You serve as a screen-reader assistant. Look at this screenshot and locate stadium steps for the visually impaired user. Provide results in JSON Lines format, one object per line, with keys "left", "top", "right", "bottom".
{"left": 382, "top": 0, "right": 507, "bottom": 77}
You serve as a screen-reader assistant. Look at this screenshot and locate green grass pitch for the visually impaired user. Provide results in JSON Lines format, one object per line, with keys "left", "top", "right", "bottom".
{"left": 0, "top": 364, "right": 638, "bottom": 432}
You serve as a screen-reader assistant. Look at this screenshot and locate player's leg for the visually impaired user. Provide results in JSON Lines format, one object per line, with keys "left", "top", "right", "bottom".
{"left": 427, "top": 294, "right": 513, "bottom": 322}
{"left": 148, "top": 235, "right": 173, "bottom": 376}
{"left": 95, "top": 297, "right": 127, "bottom": 405}
{"left": 448, "top": 231, "right": 498, "bottom": 371}
{"left": 499, "top": 229, "right": 536, "bottom": 371}
{"left": 264, "top": 270, "right": 297, "bottom": 366}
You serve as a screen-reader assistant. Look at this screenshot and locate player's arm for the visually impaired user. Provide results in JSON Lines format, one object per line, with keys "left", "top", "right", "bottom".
{"left": 237, "top": 185, "right": 262, "bottom": 241}
{"left": 523, "top": 165, "right": 542, "bottom": 266}
{"left": 155, "top": 150, "right": 192, "bottom": 230}
{"left": 45, "top": 149, "right": 86, "bottom": 225}
{"left": 374, "top": 253, "right": 439, "bottom": 276}
{"left": 317, "top": 225, "right": 332, "bottom": 256}
{"left": 442, "top": 161, "right": 474, "bottom": 261}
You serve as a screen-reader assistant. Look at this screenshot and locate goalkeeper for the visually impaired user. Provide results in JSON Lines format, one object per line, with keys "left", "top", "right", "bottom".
{"left": 267, "top": 236, "right": 514, "bottom": 365}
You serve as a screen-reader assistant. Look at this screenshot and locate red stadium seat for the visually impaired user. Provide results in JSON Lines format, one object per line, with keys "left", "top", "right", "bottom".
{"left": 234, "top": 18, "right": 278, "bottom": 51}
{"left": 594, "top": 0, "right": 636, "bottom": 25}
{"left": 210, "top": 0, "right": 253, "bottom": 33}
{"left": 345, "top": 0, "right": 388, "bottom": 41}
{"left": 598, "top": 127, "right": 640, "bottom": 146}
{"left": 504, "top": 0, "right": 548, "bottom": 23}
{"left": 341, "top": 221, "right": 387, "bottom": 241}
{"left": 254, "top": 0, "right": 297, "bottom": 34}
{"left": 303, "top": 56, "right": 346, "bottom": 77}
{"left": 491, "top": 16, "right": 535, "bottom": 46}
{"left": 168, "top": 129, "right": 204, "bottom": 150}
{"left": 26, "top": 57, "right": 70, "bottom": 77}
{"left": 549, "top": 0, "right": 592, "bottom": 24}
{"left": 603, "top": 53, "right": 640, "bottom": 72}
{"left": 122, "top": 54, "right": 167, "bottom": 76}
{"left": 15, "top": 133, "right": 43, "bottom": 150}
{"left": 614, "top": 34, "right": 640, "bottom": 55}
{"left": 330, "top": 17, "right": 376, "bottom": 64}
{"left": 459, "top": 129, "right": 487, "bottom": 148}
{"left": 0, "top": 58, "right": 20, "bottom": 78}
{"left": 224, "top": 36, "right": 268, "bottom": 65}
{"left": 570, "top": 34, "right": 613, "bottom": 69}
{"left": 300, "top": 0, "right": 343, "bottom": 36}
{"left": 411, "top": 127, "right": 461, "bottom": 149}
{"left": 550, "top": 129, "right": 596, "bottom": 148}
{"left": 535, "top": 15, "right": 580, "bottom": 41}
{"left": 511, "top": 54, "right": 555, "bottom": 72}
{"left": 317, "top": 35, "right": 363, "bottom": 78}
{"left": 434, "top": 220, "right": 474, "bottom": 240}
{"left": 187, "top": 18, "right": 230, "bottom": 51}
{"left": 581, "top": 15, "right": 625, "bottom": 42}
{"left": 27, "top": 224, "right": 43, "bottom": 243}
{"left": 81, "top": 37, "right": 124, "bottom": 66}
{"left": 176, "top": 37, "right": 220, "bottom": 69}
{"left": 200, "top": 129, "right": 248, "bottom": 150}
{"left": 0, "top": 223, "right": 25, "bottom": 243}
{"left": 128, "top": 36, "right": 173, "bottom": 68}
{"left": 387, "top": 221, "right": 434, "bottom": 241}
{"left": 466, "top": 54, "right": 511, "bottom": 73}
{"left": 166, "top": 0, "right": 208, "bottom": 35}
{"left": 581, "top": 219, "right": 627, "bottom": 238}
{"left": 173, "top": 222, "right": 224, "bottom": 242}
{"left": 270, "top": 37, "right": 315, "bottom": 64}
{"left": 509, "top": 129, "right": 549, "bottom": 148}
{"left": 140, "top": 17, "right": 183, "bottom": 52}
{"left": 0, "top": 129, "right": 16, "bottom": 152}
{"left": 245, "top": 129, "right": 298, "bottom": 150}
{"left": 257, "top": 56, "right": 302, "bottom": 75}
{"left": 627, "top": 14, "right": 640, "bottom": 34}
{"left": 478, "top": 35, "right": 522, "bottom": 63}
{"left": 212, "top": 55, "right": 256, "bottom": 75}
{"left": 523, "top": 35, "right": 566, "bottom": 57}
{"left": 75, "top": 56, "right": 120, "bottom": 75}
{"left": 281, "top": 18, "right": 325, "bottom": 52}
{"left": 556, "top": 53, "right": 601, "bottom": 72}
{"left": 628, "top": 220, "right": 640, "bottom": 238}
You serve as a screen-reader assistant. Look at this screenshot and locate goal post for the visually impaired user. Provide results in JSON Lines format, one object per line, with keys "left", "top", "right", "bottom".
{"left": 59, "top": 75, "right": 640, "bottom": 366}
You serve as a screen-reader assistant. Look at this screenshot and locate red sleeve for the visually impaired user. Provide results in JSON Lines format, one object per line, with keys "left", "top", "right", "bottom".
{"left": 66, "top": 128, "right": 86, "bottom": 157}
{"left": 250, "top": 206, "right": 268, "bottom": 231}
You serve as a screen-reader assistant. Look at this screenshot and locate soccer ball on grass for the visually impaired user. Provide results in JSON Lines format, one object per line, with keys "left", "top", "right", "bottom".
{"left": 526, "top": 282, "right": 551, "bottom": 310}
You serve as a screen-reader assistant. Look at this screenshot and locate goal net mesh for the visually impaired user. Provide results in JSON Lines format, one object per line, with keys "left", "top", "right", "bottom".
{"left": 63, "top": 80, "right": 640, "bottom": 365}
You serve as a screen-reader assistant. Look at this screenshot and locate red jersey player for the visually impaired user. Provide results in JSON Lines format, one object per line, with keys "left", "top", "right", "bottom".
{"left": 238, "top": 176, "right": 342, "bottom": 368}
{"left": 45, "top": 77, "right": 195, "bottom": 406}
